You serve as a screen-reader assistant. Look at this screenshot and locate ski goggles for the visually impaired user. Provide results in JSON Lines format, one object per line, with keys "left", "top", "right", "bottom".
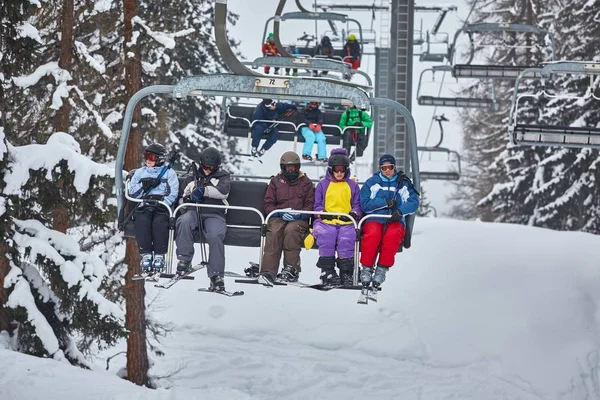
{"left": 283, "top": 165, "right": 299, "bottom": 172}
{"left": 201, "top": 163, "right": 217, "bottom": 171}
{"left": 264, "top": 100, "right": 277, "bottom": 107}
{"left": 332, "top": 166, "right": 347, "bottom": 173}
{"left": 144, "top": 152, "right": 159, "bottom": 161}
{"left": 380, "top": 164, "right": 395, "bottom": 172}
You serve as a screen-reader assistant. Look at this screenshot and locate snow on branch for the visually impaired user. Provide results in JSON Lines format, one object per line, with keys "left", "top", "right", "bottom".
{"left": 3, "top": 132, "right": 113, "bottom": 194}
{"left": 16, "top": 22, "right": 42, "bottom": 44}
{"left": 132, "top": 16, "right": 195, "bottom": 49}
{"left": 12, "top": 218, "right": 125, "bottom": 321}
{"left": 0, "top": 126, "right": 6, "bottom": 161}
{"left": 12, "top": 62, "right": 71, "bottom": 89}
{"left": 74, "top": 41, "right": 106, "bottom": 74}
{"left": 70, "top": 86, "right": 114, "bottom": 138}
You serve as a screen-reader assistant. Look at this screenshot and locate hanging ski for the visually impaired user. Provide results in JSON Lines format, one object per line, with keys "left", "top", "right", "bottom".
{"left": 155, "top": 264, "right": 205, "bottom": 289}
{"left": 198, "top": 288, "right": 244, "bottom": 297}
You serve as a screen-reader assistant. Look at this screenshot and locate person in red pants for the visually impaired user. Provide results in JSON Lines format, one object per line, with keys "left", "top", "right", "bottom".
{"left": 359, "top": 154, "right": 420, "bottom": 288}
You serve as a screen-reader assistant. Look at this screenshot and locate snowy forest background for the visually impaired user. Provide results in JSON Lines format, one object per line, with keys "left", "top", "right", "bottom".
{"left": 1, "top": 0, "right": 599, "bottom": 388}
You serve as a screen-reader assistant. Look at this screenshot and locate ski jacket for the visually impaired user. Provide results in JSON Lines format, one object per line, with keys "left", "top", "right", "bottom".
{"left": 129, "top": 166, "right": 179, "bottom": 206}
{"left": 179, "top": 167, "right": 231, "bottom": 217}
{"left": 314, "top": 43, "right": 335, "bottom": 57}
{"left": 314, "top": 168, "right": 361, "bottom": 225}
{"left": 338, "top": 107, "right": 373, "bottom": 134}
{"left": 252, "top": 102, "right": 296, "bottom": 127}
{"left": 303, "top": 106, "right": 323, "bottom": 125}
{"left": 262, "top": 41, "right": 279, "bottom": 56}
{"left": 359, "top": 171, "right": 420, "bottom": 225}
{"left": 344, "top": 41, "right": 361, "bottom": 58}
{"left": 264, "top": 172, "right": 314, "bottom": 219}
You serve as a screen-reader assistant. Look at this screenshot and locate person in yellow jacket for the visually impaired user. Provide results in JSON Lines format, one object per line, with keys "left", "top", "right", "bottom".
{"left": 312, "top": 148, "right": 362, "bottom": 286}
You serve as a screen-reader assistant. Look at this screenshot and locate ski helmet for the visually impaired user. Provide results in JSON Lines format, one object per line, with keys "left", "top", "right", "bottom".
{"left": 200, "top": 147, "right": 222, "bottom": 169}
{"left": 280, "top": 151, "right": 301, "bottom": 182}
{"left": 327, "top": 148, "right": 350, "bottom": 177}
{"left": 321, "top": 36, "right": 330, "bottom": 44}
{"left": 144, "top": 143, "right": 167, "bottom": 166}
{"left": 348, "top": 34, "right": 356, "bottom": 41}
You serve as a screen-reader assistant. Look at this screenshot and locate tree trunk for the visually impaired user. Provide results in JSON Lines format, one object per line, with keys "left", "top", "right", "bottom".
{"left": 0, "top": 244, "right": 13, "bottom": 334}
{"left": 123, "top": 0, "right": 148, "bottom": 387}
{"left": 52, "top": 0, "right": 74, "bottom": 233}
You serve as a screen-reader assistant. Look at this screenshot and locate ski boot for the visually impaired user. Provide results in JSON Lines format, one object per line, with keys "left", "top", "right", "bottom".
{"left": 278, "top": 265, "right": 299, "bottom": 282}
{"left": 152, "top": 254, "right": 165, "bottom": 273}
{"left": 302, "top": 154, "right": 313, "bottom": 162}
{"left": 360, "top": 266, "right": 374, "bottom": 287}
{"left": 317, "top": 256, "right": 341, "bottom": 286}
{"left": 337, "top": 258, "right": 355, "bottom": 287}
{"left": 209, "top": 275, "right": 225, "bottom": 292}
{"left": 257, "top": 148, "right": 266, "bottom": 157}
{"left": 258, "top": 270, "right": 276, "bottom": 286}
{"left": 251, "top": 147, "right": 259, "bottom": 157}
{"left": 315, "top": 157, "right": 328, "bottom": 164}
{"left": 244, "top": 263, "right": 260, "bottom": 277}
{"left": 140, "top": 253, "right": 153, "bottom": 273}
{"left": 372, "top": 266, "right": 389, "bottom": 288}
{"left": 176, "top": 259, "right": 192, "bottom": 275}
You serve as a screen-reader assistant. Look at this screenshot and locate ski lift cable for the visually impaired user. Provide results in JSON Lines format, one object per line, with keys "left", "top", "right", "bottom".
{"left": 420, "top": 0, "right": 480, "bottom": 159}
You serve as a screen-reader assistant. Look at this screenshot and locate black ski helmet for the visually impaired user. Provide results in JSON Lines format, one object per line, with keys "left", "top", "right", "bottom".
{"left": 280, "top": 151, "right": 301, "bottom": 182}
{"left": 144, "top": 143, "right": 167, "bottom": 166}
{"left": 327, "top": 148, "right": 350, "bottom": 176}
{"left": 200, "top": 147, "right": 222, "bottom": 169}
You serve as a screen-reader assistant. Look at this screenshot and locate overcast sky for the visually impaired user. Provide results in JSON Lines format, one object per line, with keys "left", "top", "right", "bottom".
{"left": 226, "top": 0, "right": 471, "bottom": 216}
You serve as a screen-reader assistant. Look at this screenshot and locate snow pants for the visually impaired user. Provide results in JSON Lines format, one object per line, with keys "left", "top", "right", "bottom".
{"left": 342, "top": 129, "right": 368, "bottom": 157}
{"left": 261, "top": 218, "right": 308, "bottom": 275}
{"left": 251, "top": 123, "right": 279, "bottom": 151}
{"left": 312, "top": 220, "right": 356, "bottom": 259}
{"left": 300, "top": 126, "right": 327, "bottom": 159}
{"left": 359, "top": 221, "right": 405, "bottom": 268}
{"left": 175, "top": 211, "right": 227, "bottom": 277}
{"left": 134, "top": 205, "right": 169, "bottom": 254}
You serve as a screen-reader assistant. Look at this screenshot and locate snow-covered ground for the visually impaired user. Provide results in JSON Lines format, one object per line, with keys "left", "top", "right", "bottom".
{"left": 3, "top": 217, "right": 600, "bottom": 399}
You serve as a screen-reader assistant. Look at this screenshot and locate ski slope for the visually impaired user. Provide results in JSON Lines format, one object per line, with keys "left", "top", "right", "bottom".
{"left": 3, "top": 217, "right": 600, "bottom": 399}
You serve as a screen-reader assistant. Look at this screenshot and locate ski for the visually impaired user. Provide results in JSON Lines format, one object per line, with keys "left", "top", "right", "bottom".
{"left": 132, "top": 271, "right": 155, "bottom": 281}
{"left": 234, "top": 278, "right": 287, "bottom": 287}
{"left": 367, "top": 287, "right": 378, "bottom": 302}
{"left": 198, "top": 288, "right": 244, "bottom": 297}
{"left": 155, "top": 265, "right": 204, "bottom": 289}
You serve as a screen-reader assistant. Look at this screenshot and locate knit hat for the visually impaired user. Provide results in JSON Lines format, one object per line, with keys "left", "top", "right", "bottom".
{"left": 379, "top": 154, "right": 396, "bottom": 166}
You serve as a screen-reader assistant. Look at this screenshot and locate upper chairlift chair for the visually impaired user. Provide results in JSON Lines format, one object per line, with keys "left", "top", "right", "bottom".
{"left": 448, "top": 23, "right": 555, "bottom": 80}
{"left": 418, "top": 114, "right": 462, "bottom": 181}
{"left": 416, "top": 65, "right": 498, "bottom": 109}
{"left": 508, "top": 61, "right": 600, "bottom": 148}
{"left": 414, "top": 5, "right": 457, "bottom": 63}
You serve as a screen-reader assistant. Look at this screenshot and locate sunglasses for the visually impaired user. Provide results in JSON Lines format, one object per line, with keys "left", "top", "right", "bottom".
{"left": 380, "top": 164, "right": 395, "bottom": 172}
{"left": 144, "top": 152, "right": 158, "bottom": 161}
{"left": 332, "top": 166, "right": 346, "bottom": 173}
{"left": 201, "top": 163, "right": 216, "bottom": 171}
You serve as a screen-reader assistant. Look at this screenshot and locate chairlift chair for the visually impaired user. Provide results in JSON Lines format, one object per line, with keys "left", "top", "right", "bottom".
{"left": 416, "top": 65, "right": 497, "bottom": 109}
{"left": 418, "top": 146, "right": 462, "bottom": 181}
{"left": 508, "top": 61, "right": 600, "bottom": 148}
{"left": 449, "top": 23, "right": 555, "bottom": 80}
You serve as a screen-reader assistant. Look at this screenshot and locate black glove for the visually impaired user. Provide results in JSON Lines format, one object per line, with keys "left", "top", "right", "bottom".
{"left": 339, "top": 211, "right": 359, "bottom": 222}
{"left": 141, "top": 177, "right": 161, "bottom": 191}
{"left": 385, "top": 198, "right": 396, "bottom": 209}
{"left": 349, "top": 211, "right": 359, "bottom": 221}
{"left": 389, "top": 210, "right": 403, "bottom": 222}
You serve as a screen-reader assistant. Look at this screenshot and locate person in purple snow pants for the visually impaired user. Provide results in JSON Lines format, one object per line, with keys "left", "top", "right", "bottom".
{"left": 312, "top": 148, "right": 361, "bottom": 286}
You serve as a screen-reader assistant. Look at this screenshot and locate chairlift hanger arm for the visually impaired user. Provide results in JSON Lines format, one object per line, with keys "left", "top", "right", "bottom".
{"left": 274, "top": 0, "right": 294, "bottom": 58}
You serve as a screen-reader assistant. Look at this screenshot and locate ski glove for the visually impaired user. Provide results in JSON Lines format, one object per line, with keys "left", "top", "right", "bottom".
{"left": 315, "top": 124, "right": 322, "bottom": 132}
{"left": 339, "top": 211, "right": 359, "bottom": 222}
{"left": 353, "top": 121, "right": 363, "bottom": 127}
{"left": 282, "top": 213, "right": 301, "bottom": 221}
{"left": 385, "top": 198, "right": 397, "bottom": 209}
{"left": 191, "top": 186, "right": 205, "bottom": 202}
{"left": 309, "top": 123, "right": 317, "bottom": 131}
{"left": 389, "top": 210, "right": 403, "bottom": 223}
{"left": 141, "top": 177, "right": 161, "bottom": 191}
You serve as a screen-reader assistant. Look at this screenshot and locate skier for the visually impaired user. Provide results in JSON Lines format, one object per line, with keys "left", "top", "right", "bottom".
{"left": 176, "top": 147, "right": 231, "bottom": 291}
{"left": 300, "top": 101, "right": 327, "bottom": 162}
{"left": 338, "top": 104, "right": 373, "bottom": 159}
{"left": 259, "top": 151, "right": 315, "bottom": 285}
{"left": 313, "top": 35, "right": 335, "bottom": 76}
{"left": 262, "top": 32, "right": 280, "bottom": 75}
{"left": 312, "top": 148, "right": 361, "bottom": 286}
{"left": 343, "top": 34, "right": 361, "bottom": 72}
{"left": 251, "top": 99, "right": 297, "bottom": 158}
{"left": 359, "top": 154, "right": 420, "bottom": 288}
{"left": 284, "top": 43, "right": 300, "bottom": 76}
{"left": 128, "top": 143, "right": 179, "bottom": 273}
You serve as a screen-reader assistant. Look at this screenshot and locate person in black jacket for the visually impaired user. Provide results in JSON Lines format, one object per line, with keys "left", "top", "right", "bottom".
{"left": 299, "top": 102, "right": 327, "bottom": 162}
{"left": 251, "top": 99, "right": 297, "bottom": 158}
{"left": 176, "top": 147, "right": 231, "bottom": 292}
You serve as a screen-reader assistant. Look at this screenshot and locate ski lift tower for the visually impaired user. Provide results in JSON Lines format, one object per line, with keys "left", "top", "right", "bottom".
{"left": 373, "top": 0, "right": 414, "bottom": 174}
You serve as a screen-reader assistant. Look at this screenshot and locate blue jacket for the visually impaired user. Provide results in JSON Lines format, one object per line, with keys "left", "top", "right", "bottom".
{"left": 129, "top": 166, "right": 179, "bottom": 206}
{"left": 359, "top": 172, "right": 420, "bottom": 225}
{"left": 252, "top": 102, "right": 296, "bottom": 127}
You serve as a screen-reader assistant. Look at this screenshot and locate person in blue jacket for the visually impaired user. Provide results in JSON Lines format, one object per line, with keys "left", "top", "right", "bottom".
{"left": 128, "top": 143, "right": 179, "bottom": 273}
{"left": 359, "top": 154, "right": 420, "bottom": 288}
{"left": 251, "top": 99, "right": 297, "bottom": 158}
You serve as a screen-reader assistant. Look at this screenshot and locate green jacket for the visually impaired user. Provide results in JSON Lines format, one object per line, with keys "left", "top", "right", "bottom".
{"left": 338, "top": 107, "right": 373, "bottom": 134}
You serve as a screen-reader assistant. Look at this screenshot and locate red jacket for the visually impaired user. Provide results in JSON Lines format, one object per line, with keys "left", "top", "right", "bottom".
{"left": 262, "top": 42, "right": 279, "bottom": 56}
{"left": 264, "top": 172, "right": 314, "bottom": 215}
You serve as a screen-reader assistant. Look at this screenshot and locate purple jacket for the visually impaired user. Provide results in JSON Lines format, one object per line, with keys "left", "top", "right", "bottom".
{"left": 314, "top": 168, "right": 361, "bottom": 224}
